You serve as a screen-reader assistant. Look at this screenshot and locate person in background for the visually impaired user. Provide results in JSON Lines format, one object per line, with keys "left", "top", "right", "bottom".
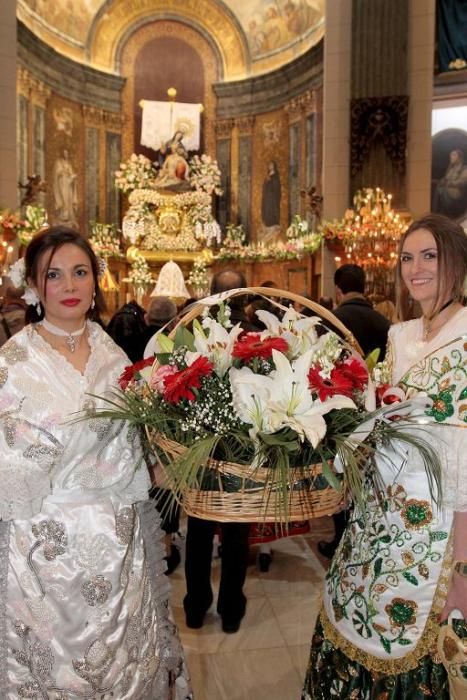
{"left": 0, "top": 283, "right": 26, "bottom": 346}
{"left": 106, "top": 299, "right": 147, "bottom": 363}
{"left": 143, "top": 295, "right": 177, "bottom": 358}
{"left": 374, "top": 297, "right": 399, "bottom": 324}
{"left": 318, "top": 295, "right": 334, "bottom": 311}
{"left": 183, "top": 269, "right": 252, "bottom": 633}
{"left": 318, "top": 264, "right": 391, "bottom": 560}
{"left": 302, "top": 213, "right": 467, "bottom": 699}
{"left": 141, "top": 295, "right": 181, "bottom": 575}
{"left": 0, "top": 226, "right": 191, "bottom": 698}
{"left": 332, "top": 264, "right": 390, "bottom": 359}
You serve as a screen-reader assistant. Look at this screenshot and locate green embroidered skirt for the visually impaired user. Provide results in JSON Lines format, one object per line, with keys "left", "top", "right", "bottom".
{"left": 301, "top": 619, "right": 450, "bottom": 700}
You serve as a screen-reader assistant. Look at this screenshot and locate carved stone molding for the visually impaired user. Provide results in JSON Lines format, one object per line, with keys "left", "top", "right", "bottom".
{"left": 215, "top": 119, "right": 235, "bottom": 139}
{"left": 17, "top": 67, "right": 51, "bottom": 106}
{"left": 235, "top": 115, "right": 255, "bottom": 134}
{"left": 103, "top": 111, "right": 124, "bottom": 131}
{"left": 82, "top": 106, "right": 104, "bottom": 128}
{"left": 284, "top": 89, "right": 316, "bottom": 118}
{"left": 350, "top": 96, "right": 409, "bottom": 175}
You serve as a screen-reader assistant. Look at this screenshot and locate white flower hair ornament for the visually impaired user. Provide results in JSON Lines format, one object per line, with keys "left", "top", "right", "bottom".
{"left": 8, "top": 258, "right": 41, "bottom": 313}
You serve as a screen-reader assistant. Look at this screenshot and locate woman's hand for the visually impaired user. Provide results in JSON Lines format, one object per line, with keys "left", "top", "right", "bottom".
{"left": 440, "top": 569, "right": 467, "bottom": 622}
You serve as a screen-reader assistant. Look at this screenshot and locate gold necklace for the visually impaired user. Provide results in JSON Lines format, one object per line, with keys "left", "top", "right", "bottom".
{"left": 422, "top": 298, "right": 454, "bottom": 341}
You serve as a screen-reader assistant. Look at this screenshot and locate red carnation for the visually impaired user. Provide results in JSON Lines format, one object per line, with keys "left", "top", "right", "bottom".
{"left": 308, "top": 365, "right": 354, "bottom": 401}
{"left": 163, "top": 356, "right": 214, "bottom": 404}
{"left": 341, "top": 358, "right": 369, "bottom": 392}
{"left": 119, "top": 356, "right": 154, "bottom": 390}
{"left": 232, "top": 333, "right": 289, "bottom": 362}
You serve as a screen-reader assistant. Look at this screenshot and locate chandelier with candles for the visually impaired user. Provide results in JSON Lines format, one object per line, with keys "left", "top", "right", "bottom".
{"left": 320, "top": 187, "right": 411, "bottom": 297}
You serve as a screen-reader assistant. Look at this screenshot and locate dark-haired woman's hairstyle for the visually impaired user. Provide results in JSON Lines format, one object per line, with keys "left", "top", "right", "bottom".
{"left": 395, "top": 213, "right": 467, "bottom": 321}
{"left": 24, "top": 225, "right": 106, "bottom": 322}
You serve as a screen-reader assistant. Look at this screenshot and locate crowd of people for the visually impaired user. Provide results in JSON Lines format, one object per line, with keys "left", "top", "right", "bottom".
{"left": 0, "top": 212, "right": 465, "bottom": 698}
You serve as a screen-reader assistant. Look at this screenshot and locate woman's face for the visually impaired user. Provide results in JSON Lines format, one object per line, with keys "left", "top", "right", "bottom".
{"left": 400, "top": 228, "right": 440, "bottom": 312}
{"left": 32, "top": 243, "right": 95, "bottom": 329}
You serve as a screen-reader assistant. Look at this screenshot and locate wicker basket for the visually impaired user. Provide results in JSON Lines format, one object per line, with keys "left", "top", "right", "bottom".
{"left": 149, "top": 286, "right": 362, "bottom": 523}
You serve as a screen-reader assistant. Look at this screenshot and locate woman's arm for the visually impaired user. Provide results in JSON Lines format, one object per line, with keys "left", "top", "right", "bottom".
{"left": 440, "top": 510, "right": 467, "bottom": 621}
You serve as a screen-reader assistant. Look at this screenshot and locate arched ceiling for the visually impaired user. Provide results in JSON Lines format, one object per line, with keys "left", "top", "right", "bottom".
{"left": 17, "top": 0, "right": 324, "bottom": 79}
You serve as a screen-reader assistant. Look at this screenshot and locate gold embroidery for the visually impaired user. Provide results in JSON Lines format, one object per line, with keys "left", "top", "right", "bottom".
{"left": 320, "top": 532, "right": 453, "bottom": 674}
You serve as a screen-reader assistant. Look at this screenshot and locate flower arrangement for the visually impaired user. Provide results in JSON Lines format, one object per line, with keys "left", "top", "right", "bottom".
{"left": 187, "top": 258, "right": 210, "bottom": 298}
{"left": 188, "top": 154, "right": 223, "bottom": 196}
{"left": 17, "top": 205, "right": 48, "bottom": 246}
{"left": 88, "top": 222, "right": 122, "bottom": 258}
{"left": 286, "top": 214, "right": 309, "bottom": 239}
{"left": 127, "top": 253, "right": 153, "bottom": 296}
{"left": 0, "top": 209, "right": 25, "bottom": 242}
{"left": 216, "top": 235, "right": 322, "bottom": 262}
{"left": 223, "top": 223, "right": 247, "bottom": 248}
{"left": 114, "top": 154, "right": 156, "bottom": 194}
{"left": 92, "top": 291, "right": 442, "bottom": 523}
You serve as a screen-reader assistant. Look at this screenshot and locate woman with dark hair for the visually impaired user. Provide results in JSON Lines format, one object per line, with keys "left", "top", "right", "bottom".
{"left": 302, "top": 213, "right": 467, "bottom": 699}
{"left": 0, "top": 226, "right": 191, "bottom": 699}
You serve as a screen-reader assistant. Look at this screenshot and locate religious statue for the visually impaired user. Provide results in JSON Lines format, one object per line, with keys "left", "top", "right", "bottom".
{"left": 154, "top": 142, "right": 191, "bottom": 191}
{"left": 18, "top": 174, "right": 47, "bottom": 206}
{"left": 261, "top": 160, "right": 281, "bottom": 242}
{"left": 52, "top": 149, "right": 78, "bottom": 226}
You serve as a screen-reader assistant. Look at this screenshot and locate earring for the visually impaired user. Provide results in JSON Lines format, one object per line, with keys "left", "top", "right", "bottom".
{"left": 91, "top": 292, "right": 96, "bottom": 310}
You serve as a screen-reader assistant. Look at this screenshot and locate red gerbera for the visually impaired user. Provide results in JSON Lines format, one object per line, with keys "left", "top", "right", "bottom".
{"left": 232, "top": 333, "right": 289, "bottom": 362}
{"left": 163, "top": 356, "right": 214, "bottom": 404}
{"left": 308, "top": 365, "right": 354, "bottom": 401}
{"left": 119, "top": 356, "right": 154, "bottom": 390}
{"left": 341, "top": 358, "right": 369, "bottom": 392}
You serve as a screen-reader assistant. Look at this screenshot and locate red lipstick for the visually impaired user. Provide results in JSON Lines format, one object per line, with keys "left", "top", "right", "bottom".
{"left": 61, "top": 298, "right": 81, "bottom": 306}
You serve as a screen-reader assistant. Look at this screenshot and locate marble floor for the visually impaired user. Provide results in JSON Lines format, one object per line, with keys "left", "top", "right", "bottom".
{"left": 169, "top": 516, "right": 334, "bottom": 700}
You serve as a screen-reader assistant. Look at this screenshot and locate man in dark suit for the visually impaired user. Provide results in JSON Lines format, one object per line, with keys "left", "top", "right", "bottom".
{"left": 318, "top": 264, "right": 391, "bottom": 559}
{"left": 332, "top": 264, "right": 390, "bottom": 360}
{"left": 183, "top": 269, "right": 253, "bottom": 634}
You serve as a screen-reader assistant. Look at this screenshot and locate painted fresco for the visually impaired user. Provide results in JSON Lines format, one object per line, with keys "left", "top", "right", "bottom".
{"left": 236, "top": 0, "right": 324, "bottom": 59}
{"left": 20, "top": 0, "right": 324, "bottom": 66}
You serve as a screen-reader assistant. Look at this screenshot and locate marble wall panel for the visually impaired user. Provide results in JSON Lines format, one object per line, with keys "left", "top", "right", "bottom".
{"left": 238, "top": 136, "right": 252, "bottom": 238}
{"left": 106, "top": 131, "right": 121, "bottom": 226}
{"left": 216, "top": 137, "right": 231, "bottom": 231}
{"left": 86, "top": 126, "right": 100, "bottom": 229}
{"left": 288, "top": 122, "right": 300, "bottom": 221}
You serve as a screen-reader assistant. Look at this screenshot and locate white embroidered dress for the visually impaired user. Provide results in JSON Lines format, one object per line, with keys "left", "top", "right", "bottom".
{"left": 321, "top": 307, "right": 467, "bottom": 674}
{"left": 0, "top": 322, "right": 191, "bottom": 699}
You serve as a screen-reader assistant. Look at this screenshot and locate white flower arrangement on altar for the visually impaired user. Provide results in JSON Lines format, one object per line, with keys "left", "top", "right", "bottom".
{"left": 127, "top": 253, "right": 153, "bottom": 293}
{"left": 129, "top": 189, "right": 211, "bottom": 209}
{"left": 114, "top": 154, "right": 156, "bottom": 193}
{"left": 216, "top": 234, "right": 323, "bottom": 262}
{"left": 88, "top": 222, "right": 122, "bottom": 258}
{"left": 187, "top": 257, "right": 210, "bottom": 298}
{"left": 188, "top": 154, "right": 223, "bottom": 196}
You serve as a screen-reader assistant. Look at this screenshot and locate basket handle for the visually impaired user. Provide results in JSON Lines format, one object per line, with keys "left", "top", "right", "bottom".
{"left": 171, "top": 286, "right": 364, "bottom": 356}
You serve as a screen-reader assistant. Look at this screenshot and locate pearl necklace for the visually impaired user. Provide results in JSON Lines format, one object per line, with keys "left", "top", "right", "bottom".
{"left": 41, "top": 318, "right": 86, "bottom": 353}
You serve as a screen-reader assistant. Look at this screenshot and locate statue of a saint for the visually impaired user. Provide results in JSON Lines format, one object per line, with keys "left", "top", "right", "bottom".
{"left": 53, "top": 149, "right": 78, "bottom": 226}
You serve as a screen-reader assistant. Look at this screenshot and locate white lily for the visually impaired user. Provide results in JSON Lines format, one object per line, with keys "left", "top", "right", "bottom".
{"left": 229, "top": 365, "right": 274, "bottom": 439}
{"left": 265, "top": 350, "right": 356, "bottom": 447}
{"left": 193, "top": 317, "right": 243, "bottom": 377}
{"left": 256, "top": 307, "right": 322, "bottom": 358}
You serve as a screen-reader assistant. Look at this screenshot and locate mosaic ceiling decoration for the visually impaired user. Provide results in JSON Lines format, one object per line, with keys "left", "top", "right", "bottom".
{"left": 18, "top": 0, "right": 324, "bottom": 77}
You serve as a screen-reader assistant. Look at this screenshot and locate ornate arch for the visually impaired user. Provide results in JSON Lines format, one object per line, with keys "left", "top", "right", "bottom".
{"left": 87, "top": 0, "right": 249, "bottom": 78}
{"left": 120, "top": 20, "right": 219, "bottom": 160}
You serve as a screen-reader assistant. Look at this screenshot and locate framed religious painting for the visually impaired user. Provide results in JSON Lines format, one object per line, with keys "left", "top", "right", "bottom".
{"left": 431, "top": 127, "right": 467, "bottom": 224}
